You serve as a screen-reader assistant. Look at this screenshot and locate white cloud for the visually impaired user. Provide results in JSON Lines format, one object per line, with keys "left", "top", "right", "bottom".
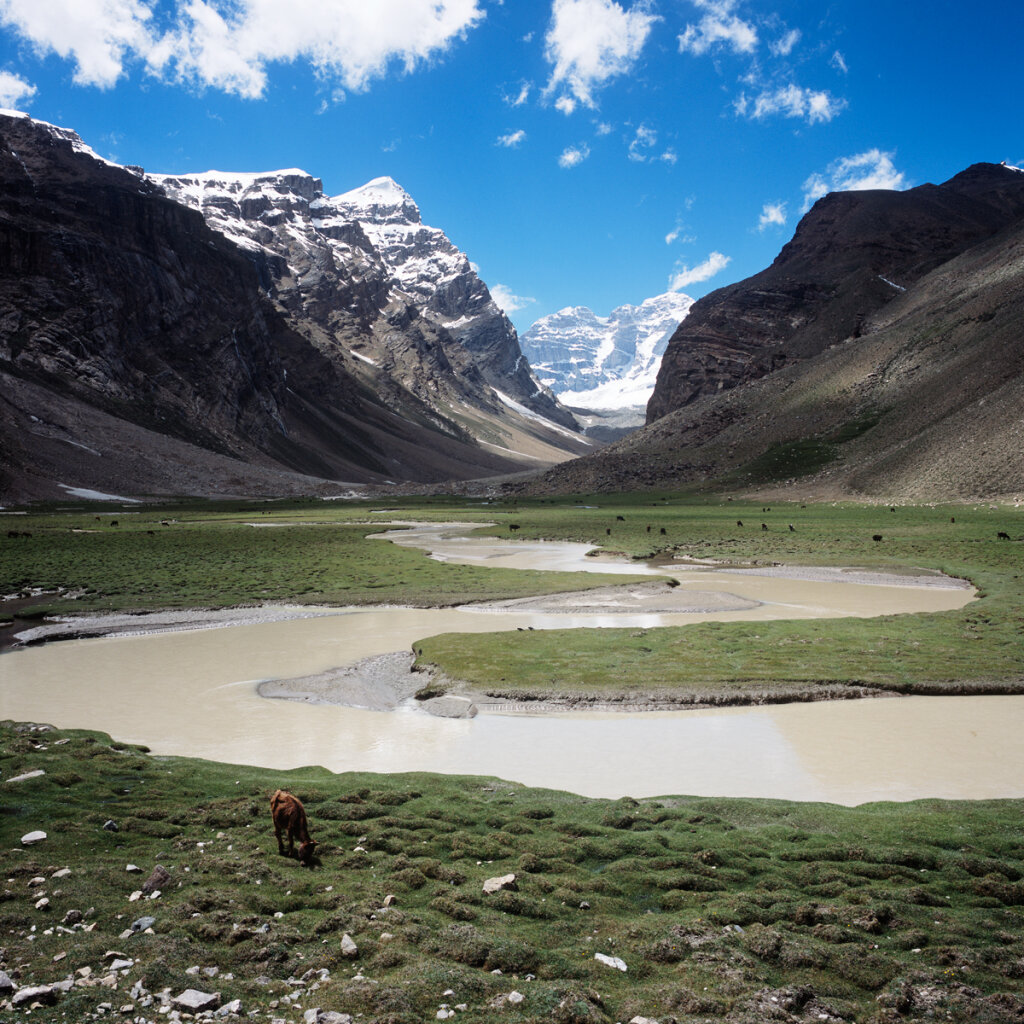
{"left": 669, "top": 251, "right": 730, "bottom": 291}
{"left": 554, "top": 94, "right": 576, "bottom": 115}
{"left": 830, "top": 50, "right": 848, "bottom": 74}
{"left": 757, "top": 201, "right": 786, "bottom": 231}
{"left": 0, "top": 0, "right": 156, "bottom": 88}
{"left": 0, "top": 0, "right": 486, "bottom": 97}
{"left": 628, "top": 123, "right": 656, "bottom": 162}
{"left": 736, "top": 83, "right": 845, "bottom": 124}
{"left": 679, "top": 0, "right": 757, "bottom": 56}
{"left": 504, "top": 81, "right": 530, "bottom": 106}
{"left": 660, "top": 148, "right": 677, "bottom": 164}
{"left": 594, "top": 120, "right": 613, "bottom": 135}
{"left": 544, "top": 0, "right": 656, "bottom": 109}
{"left": 769, "top": 27, "right": 800, "bottom": 56}
{"left": 558, "top": 143, "right": 590, "bottom": 168}
{"left": 0, "top": 68, "right": 36, "bottom": 106}
{"left": 490, "top": 284, "right": 535, "bottom": 313}
{"left": 497, "top": 129, "right": 526, "bottom": 148}
{"left": 802, "top": 149, "right": 909, "bottom": 210}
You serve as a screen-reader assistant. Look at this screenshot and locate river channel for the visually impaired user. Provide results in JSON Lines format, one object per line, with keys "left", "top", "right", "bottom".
{"left": 3, "top": 523, "right": 1021, "bottom": 804}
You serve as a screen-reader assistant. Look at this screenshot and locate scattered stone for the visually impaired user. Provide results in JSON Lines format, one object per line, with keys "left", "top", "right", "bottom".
{"left": 143, "top": 865, "right": 171, "bottom": 895}
{"left": 131, "top": 915, "right": 156, "bottom": 933}
{"left": 110, "top": 958, "right": 134, "bottom": 971}
{"left": 579, "top": 901, "right": 591, "bottom": 910}
{"left": 128, "top": 890, "right": 144, "bottom": 902}
{"left": 203, "top": 966, "right": 220, "bottom": 978}
{"left": 482, "top": 873, "right": 517, "bottom": 895}
{"left": 13, "top": 984, "right": 58, "bottom": 1007}
{"left": 436, "top": 1011, "right": 455, "bottom": 1020}
{"left": 21, "top": 830, "right": 47, "bottom": 846}
{"left": 0, "top": 970, "right": 15, "bottom": 994}
{"left": 34, "top": 897, "right": 50, "bottom": 910}
{"left": 103, "top": 820, "right": 119, "bottom": 832}
{"left": 126, "top": 864, "right": 142, "bottom": 873}
{"left": 173, "top": 988, "right": 221, "bottom": 1012}
{"left": 217, "top": 998, "right": 243, "bottom": 1016}
{"left": 340, "top": 934, "right": 358, "bottom": 958}
{"left": 382, "top": 894, "right": 397, "bottom": 907}
{"left": 303, "top": 1012, "right": 352, "bottom": 1024}
{"left": 508, "top": 991, "right": 524, "bottom": 1004}
{"left": 51, "top": 867, "right": 72, "bottom": 879}
{"left": 594, "top": 953, "right": 627, "bottom": 972}
{"left": 62, "top": 908, "right": 83, "bottom": 925}
{"left": 630, "top": 1017, "right": 659, "bottom": 1024}
{"left": 6, "top": 769, "right": 45, "bottom": 783}
{"left": 53, "top": 951, "right": 67, "bottom": 962}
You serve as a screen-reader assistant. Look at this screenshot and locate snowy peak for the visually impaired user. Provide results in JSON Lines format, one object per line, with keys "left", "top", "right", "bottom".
{"left": 520, "top": 291, "right": 693, "bottom": 411}
{"left": 332, "top": 175, "right": 421, "bottom": 225}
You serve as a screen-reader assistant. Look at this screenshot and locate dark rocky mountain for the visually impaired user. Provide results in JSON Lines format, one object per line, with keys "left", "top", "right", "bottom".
{"left": 512, "top": 163, "right": 1024, "bottom": 501}
{"left": 0, "top": 113, "right": 585, "bottom": 502}
{"left": 648, "top": 163, "right": 1024, "bottom": 422}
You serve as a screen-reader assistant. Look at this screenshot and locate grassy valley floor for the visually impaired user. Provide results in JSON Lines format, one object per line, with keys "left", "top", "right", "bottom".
{"left": 2, "top": 722, "right": 1023, "bottom": 1024}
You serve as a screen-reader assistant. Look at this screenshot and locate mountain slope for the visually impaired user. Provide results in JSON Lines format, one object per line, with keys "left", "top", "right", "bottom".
{"left": 648, "top": 163, "right": 1024, "bottom": 422}
{"left": 0, "top": 112, "right": 579, "bottom": 502}
{"left": 511, "top": 164, "right": 1024, "bottom": 501}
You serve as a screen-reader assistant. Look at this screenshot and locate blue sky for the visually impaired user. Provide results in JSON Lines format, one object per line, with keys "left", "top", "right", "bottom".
{"left": 0, "top": 0, "right": 1021, "bottom": 333}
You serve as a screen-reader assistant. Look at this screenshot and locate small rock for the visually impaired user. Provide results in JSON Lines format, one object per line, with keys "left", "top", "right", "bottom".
{"left": 630, "top": 1017, "right": 660, "bottom": 1024}
{"left": 594, "top": 953, "right": 627, "bottom": 972}
{"left": 579, "top": 901, "right": 591, "bottom": 910}
{"left": 508, "top": 991, "right": 524, "bottom": 1004}
{"left": 217, "top": 997, "right": 243, "bottom": 1016}
{"left": 7, "top": 769, "right": 46, "bottom": 783}
{"left": 482, "top": 873, "right": 517, "bottom": 895}
{"left": 110, "top": 958, "right": 134, "bottom": 971}
{"left": 382, "top": 894, "right": 397, "bottom": 907}
{"left": 51, "top": 867, "right": 72, "bottom": 879}
{"left": 62, "top": 908, "right": 83, "bottom": 925}
{"left": 143, "top": 865, "right": 171, "bottom": 895}
{"left": 0, "top": 970, "right": 15, "bottom": 994}
{"left": 126, "top": 864, "right": 142, "bottom": 873}
{"left": 131, "top": 915, "right": 156, "bottom": 933}
{"left": 12, "top": 984, "right": 58, "bottom": 1007}
{"left": 340, "top": 934, "right": 358, "bottom": 958}
{"left": 35, "top": 897, "right": 50, "bottom": 911}
{"left": 173, "top": 988, "right": 221, "bottom": 1012}
{"left": 128, "top": 890, "right": 144, "bottom": 902}
{"left": 103, "top": 820, "right": 119, "bottom": 832}
{"left": 203, "top": 966, "right": 220, "bottom": 978}
{"left": 21, "top": 830, "right": 47, "bottom": 846}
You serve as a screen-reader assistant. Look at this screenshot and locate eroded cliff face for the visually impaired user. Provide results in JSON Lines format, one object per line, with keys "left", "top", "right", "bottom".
{"left": 647, "top": 163, "right": 1024, "bottom": 422}
{"left": 0, "top": 112, "right": 540, "bottom": 500}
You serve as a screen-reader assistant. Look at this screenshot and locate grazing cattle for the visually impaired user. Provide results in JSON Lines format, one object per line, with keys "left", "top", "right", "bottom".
{"left": 109, "top": 520, "right": 119, "bottom": 527}
{"left": 270, "top": 789, "right": 318, "bottom": 867}
{"left": 997, "top": 532, "right": 1011, "bottom": 540}
{"left": 761, "top": 523, "right": 768, "bottom": 531}
{"left": 509, "top": 523, "right": 520, "bottom": 532}
{"left": 659, "top": 527, "right": 666, "bottom": 535}
{"left": 606, "top": 528, "right": 612, "bottom": 536}
{"left": 646, "top": 525, "right": 651, "bottom": 532}
{"left": 950, "top": 517, "right": 956, "bottom": 523}
{"left": 788, "top": 524, "right": 795, "bottom": 532}
{"left": 736, "top": 520, "right": 743, "bottom": 527}
{"left": 873, "top": 534, "right": 883, "bottom": 542}
{"left": 616, "top": 515, "right": 625, "bottom": 521}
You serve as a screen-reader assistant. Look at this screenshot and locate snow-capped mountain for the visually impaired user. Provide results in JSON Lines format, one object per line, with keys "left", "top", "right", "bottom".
{"left": 154, "top": 168, "right": 575, "bottom": 430}
{"left": 520, "top": 292, "right": 693, "bottom": 411}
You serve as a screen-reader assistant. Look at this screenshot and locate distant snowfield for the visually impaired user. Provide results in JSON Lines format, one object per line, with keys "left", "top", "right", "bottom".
{"left": 59, "top": 485, "right": 141, "bottom": 503}
{"left": 520, "top": 291, "right": 692, "bottom": 412}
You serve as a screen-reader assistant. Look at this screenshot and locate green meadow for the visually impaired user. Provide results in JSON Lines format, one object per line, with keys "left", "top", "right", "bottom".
{"left": 2, "top": 722, "right": 1022, "bottom": 1023}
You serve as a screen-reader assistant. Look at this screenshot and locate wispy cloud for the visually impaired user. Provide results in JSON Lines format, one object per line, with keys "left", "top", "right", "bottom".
{"left": 830, "top": 50, "right": 848, "bottom": 74}
{"left": 504, "top": 81, "right": 530, "bottom": 106}
{"left": 0, "top": 0, "right": 487, "bottom": 97}
{"left": 497, "top": 129, "right": 526, "bottom": 148}
{"left": 628, "top": 123, "right": 657, "bottom": 162}
{"left": 735, "top": 83, "right": 845, "bottom": 124}
{"left": 490, "top": 284, "right": 535, "bottom": 313}
{"left": 0, "top": 68, "right": 36, "bottom": 107}
{"left": 544, "top": 0, "right": 657, "bottom": 109}
{"left": 678, "top": 0, "right": 757, "bottom": 56}
{"left": 669, "top": 250, "right": 731, "bottom": 291}
{"left": 802, "top": 149, "right": 908, "bottom": 209}
{"left": 757, "top": 201, "right": 787, "bottom": 231}
{"left": 559, "top": 142, "right": 591, "bottom": 168}
{"left": 769, "top": 28, "right": 800, "bottom": 57}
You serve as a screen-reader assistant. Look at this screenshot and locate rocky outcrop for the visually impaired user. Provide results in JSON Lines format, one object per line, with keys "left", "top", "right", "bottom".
{"left": 648, "top": 163, "right": 1024, "bottom": 422}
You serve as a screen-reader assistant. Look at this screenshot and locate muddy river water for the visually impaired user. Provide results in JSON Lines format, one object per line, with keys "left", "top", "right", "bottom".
{"left": 3, "top": 523, "right": 1022, "bottom": 804}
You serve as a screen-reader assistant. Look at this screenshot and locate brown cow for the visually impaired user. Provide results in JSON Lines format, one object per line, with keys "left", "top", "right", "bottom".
{"left": 270, "top": 789, "right": 318, "bottom": 866}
